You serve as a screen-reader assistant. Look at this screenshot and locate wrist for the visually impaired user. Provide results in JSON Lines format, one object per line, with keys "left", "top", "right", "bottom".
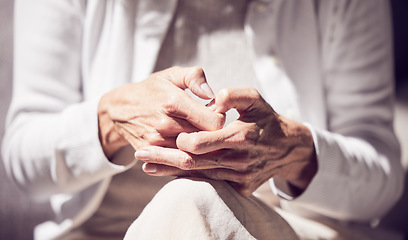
{"left": 279, "top": 116, "right": 318, "bottom": 192}
{"left": 98, "top": 94, "right": 128, "bottom": 160}
{"left": 286, "top": 149, "right": 317, "bottom": 192}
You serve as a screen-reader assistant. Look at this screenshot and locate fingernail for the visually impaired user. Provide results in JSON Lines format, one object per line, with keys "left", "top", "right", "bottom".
{"left": 143, "top": 163, "right": 157, "bottom": 173}
{"left": 205, "top": 99, "right": 218, "bottom": 111}
{"left": 135, "top": 150, "right": 150, "bottom": 160}
{"left": 208, "top": 104, "right": 218, "bottom": 111}
{"left": 200, "top": 83, "right": 215, "bottom": 99}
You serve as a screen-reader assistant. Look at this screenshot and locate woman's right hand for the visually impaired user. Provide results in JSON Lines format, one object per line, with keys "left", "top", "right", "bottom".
{"left": 97, "top": 66, "right": 225, "bottom": 163}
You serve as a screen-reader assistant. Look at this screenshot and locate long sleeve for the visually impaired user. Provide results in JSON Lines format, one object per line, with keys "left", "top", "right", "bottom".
{"left": 285, "top": 0, "right": 404, "bottom": 221}
{"left": 1, "top": 0, "right": 129, "bottom": 202}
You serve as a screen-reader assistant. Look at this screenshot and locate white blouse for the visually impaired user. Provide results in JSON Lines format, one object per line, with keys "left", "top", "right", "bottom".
{"left": 3, "top": 0, "right": 403, "bottom": 239}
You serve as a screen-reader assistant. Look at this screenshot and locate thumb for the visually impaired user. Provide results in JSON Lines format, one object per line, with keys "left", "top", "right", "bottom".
{"left": 214, "top": 88, "right": 265, "bottom": 114}
{"left": 167, "top": 66, "right": 215, "bottom": 99}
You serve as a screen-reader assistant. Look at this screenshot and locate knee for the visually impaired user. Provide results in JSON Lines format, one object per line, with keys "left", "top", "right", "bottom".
{"left": 154, "top": 178, "right": 219, "bottom": 207}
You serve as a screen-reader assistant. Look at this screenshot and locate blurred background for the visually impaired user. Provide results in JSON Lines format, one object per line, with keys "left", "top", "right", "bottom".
{"left": 0, "top": 1, "right": 54, "bottom": 240}
{"left": 0, "top": 0, "right": 407, "bottom": 239}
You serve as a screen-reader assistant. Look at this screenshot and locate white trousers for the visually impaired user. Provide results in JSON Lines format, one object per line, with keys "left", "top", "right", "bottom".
{"left": 124, "top": 178, "right": 299, "bottom": 240}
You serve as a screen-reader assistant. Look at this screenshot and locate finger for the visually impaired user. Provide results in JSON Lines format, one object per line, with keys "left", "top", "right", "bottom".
{"left": 154, "top": 67, "right": 225, "bottom": 131}
{"left": 228, "top": 182, "right": 256, "bottom": 197}
{"left": 162, "top": 93, "right": 225, "bottom": 131}
{"left": 142, "top": 162, "right": 207, "bottom": 178}
{"left": 115, "top": 122, "right": 177, "bottom": 149}
{"left": 135, "top": 146, "right": 195, "bottom": 170}
{"left": 141, "top": 163, "right": 258, "bottom": 193}
{"left": 142, "top": 162, "right": 186, "bottom": 176}
{"left": 161, "top": 66, "right": 215, "bottom": 99}
{"left": 141, "top": 159, "right": 248, "bottom": 182}
{"left": 201, "top": 168, "right": 281, "bottom": 197}
{"left": 143, "top": 163, "right": 258, "bottom": 197}
{"left": 176, "top": 121, "right": 258, "bottom": 154}
{"left": 141, "top": 164, "right": 274, "bottom": 197}
{"left": 200, "top": 168, "right": 257, "bottom": 184}
{"left": 214, "top": 88, "right": 270, "bottom": 114}
{"left": 152, "top": 115, "right": 200, "bottom": 135}
{"left": 135, "top": 146, "right": 233, "bottom": 170}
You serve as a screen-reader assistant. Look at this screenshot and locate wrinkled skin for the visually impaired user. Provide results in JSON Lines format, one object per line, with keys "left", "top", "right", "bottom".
{"left": 135, "top": 87, "right": 317, "bottom": 196}
{"left": 98, "top": 66, "right": 225, "bottom": 164}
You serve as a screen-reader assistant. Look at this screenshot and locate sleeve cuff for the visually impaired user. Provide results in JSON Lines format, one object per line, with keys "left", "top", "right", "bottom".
{"left": 269, "top": 122, "right": 342, "bottom": 210}
{"left": 57, "top": 97, "right": 136, "bottom": 191}
{"left": 269, "top": 178, "right": 295, "bottom": 201}
{"left": 269, "top": 122, "right": 373, "bottom": 220}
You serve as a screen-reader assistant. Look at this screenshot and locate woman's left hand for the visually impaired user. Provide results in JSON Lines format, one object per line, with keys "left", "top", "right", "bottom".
{"left": 136, "top": 88, "right": 317, "bottom": 196}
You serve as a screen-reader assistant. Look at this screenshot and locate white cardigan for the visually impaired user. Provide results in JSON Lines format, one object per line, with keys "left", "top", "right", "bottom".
{"left": 3, "top": 0, "right": 404, "bottom": 239}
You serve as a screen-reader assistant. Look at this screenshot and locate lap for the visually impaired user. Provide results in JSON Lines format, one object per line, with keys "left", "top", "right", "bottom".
{"left": 124, "top": 178, "right": 299, "bottom": 240}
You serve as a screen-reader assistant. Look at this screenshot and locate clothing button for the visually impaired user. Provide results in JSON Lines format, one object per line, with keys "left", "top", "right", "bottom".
{"left": 255, "top": 2, "right": 267, "bottom": 13}
{"left": 270, "top": 55, "right": 280, "bottom": 66}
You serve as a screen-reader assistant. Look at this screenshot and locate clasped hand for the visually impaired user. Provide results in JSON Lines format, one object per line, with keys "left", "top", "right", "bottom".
{"left": 99, "top": 66, "right": 316, "bottom": 196}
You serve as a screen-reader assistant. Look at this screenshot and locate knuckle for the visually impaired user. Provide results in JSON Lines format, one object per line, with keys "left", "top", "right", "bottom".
{"left": 150, "top": 149, "right": 163, "bottom": 163}
{"left": 206, "top": 114, "right": 225, "bottom": 132}
{"left": 240, "top": 172, "right": 255, "bottom": 183}
{"left": 162, "top": 95, "right": 182, "bottom": 115}
{"left": 156, "top": 118, "right": 173, "bottom": 132}
{"left": 185, "top": 135, "right": 202, "bottom": 154}
{"left": 234, "top": 132, "right": 247, "bottom": 145}
{"left": 245, "top": 126, "right": 259, "bottom": 145}
{"left": 190, "top": 66, "right": 205, "bottom": 77}
{"left": 233, "top": 130, "right": 255, "bottom": 148}
{"left": 214, "top": 115, "right": 226, "bottom": 130}
{"left": 235, "top": 161, "right": 250, "bottom": 172}
{"left": 185, "top": 66, "right": 206, "bottom": 87}
{"left": 240, "top": 187, "right": 253, "bottom": 197}
{"left": 178, "top": 155, "right": 195, "bottom": 170}
{"left": 170, "top": 66, "right": 182, "bottom": 72}
{"left": 145, "top": 132, "right": 163, "bottom": 145}
{"left": 247, "top": 88, "right": 261, "bottom": 99}
{"left": 216, "top": 88, "right": 232, "bottom": 107}
{"left": 218, "top": 88, "right": 231, "bottom": 101}
{"left": 203, "top": 169, "right": 220, "bottom": 180}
